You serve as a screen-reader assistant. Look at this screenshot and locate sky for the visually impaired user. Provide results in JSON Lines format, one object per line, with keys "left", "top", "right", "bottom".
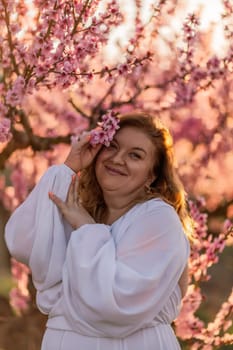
{"left": 107, "top": 0, "right": 226, "bottom": 56}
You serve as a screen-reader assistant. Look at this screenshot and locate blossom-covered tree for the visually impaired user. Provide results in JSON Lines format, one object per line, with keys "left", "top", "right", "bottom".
{"left": 0, "top": 0, "right": 232, "bottom": 349}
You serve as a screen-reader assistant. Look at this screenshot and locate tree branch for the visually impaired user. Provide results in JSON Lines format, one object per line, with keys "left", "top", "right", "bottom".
{"left": 68, "top": 99, "right": 91, "bottom": 119}
{"left": 71, "top": 0, "right": 92, "bottom": 35}
{"left": 93, "top": 84, "right": 115, "bottom": 113}
{"left": 2, "top": 0, "right": 20, "bottom": 75}
{"left": 0, "top": 130, "right": 71, "bottom": 170}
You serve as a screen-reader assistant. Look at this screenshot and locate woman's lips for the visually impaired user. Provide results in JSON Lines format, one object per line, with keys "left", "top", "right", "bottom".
{"left": 105, "top": 165, "right": 126, "bottom": 176}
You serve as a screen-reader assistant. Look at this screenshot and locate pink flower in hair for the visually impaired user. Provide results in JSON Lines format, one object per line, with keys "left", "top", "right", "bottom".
{"left": 90, "top": 110, "right": 120, "bottom": 147}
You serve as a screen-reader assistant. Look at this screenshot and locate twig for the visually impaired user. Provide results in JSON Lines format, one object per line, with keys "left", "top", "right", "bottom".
{"left": 71, "top": 0, "right": 92, "bottom": 36}
{"left": 1, "top": 0, "right": 19, "bottom": 74}
{"left": 68, "top": 98, "right": 91, "bottom": 120}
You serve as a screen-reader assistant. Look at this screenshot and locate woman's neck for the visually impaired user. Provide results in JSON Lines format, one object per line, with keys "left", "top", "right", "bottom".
{"left": 103, "top": 192, "right": 143, "bottom": 225}
{"left": 104, "top": 207, "right": 128, "bottom": 225}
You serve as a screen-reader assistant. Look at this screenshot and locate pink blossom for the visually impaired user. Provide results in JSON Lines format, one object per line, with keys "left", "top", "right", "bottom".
{"left": 11, "top": 258, "right": 30, "bottom": 284}
{"left": 34, "top": 63, "right": 50, "bottom": 78}
{"left": 9, "top": 287, "right": 30, "bottom": 315}
{"left": 173, "top": 80, "right": 197, "bottom": 106}
{"left": 65, "top": 111, "right": 89, "bottom": 132}
{"left": 206, "top": 56, "right": 224, "bottom": 79}
{"left": 186, "top": 13, "right": 200, "bottom": 26}
{"left": 187, "top": 198, "right": 229, "bottom": 284}
{"left": 117, "top": 63, "right": 132, "bottom": 76}
{"left": 89, "top": 127, "right": 109, "bottom": 146}
{"left": 175, "top": 285, "right": 204, "bottom": 339}
{"left": 6, "top": 76, "right": 25, "bottom": 107}
{"left": 173, "top": 117, "right": 207, "bottom": 144}
{"left": 182, "top": 13, "right": 199, "bottom": 44}
{"left": 192, "top": 67, "right": 207, "bottom": 81}
{"left": 0, "top": 117, "right": 12, "bottom": 143}
{"left": 10, "top": 162, "right": 29, "bottom": 202}
{"left": 63, "top": 61, "right": 74, "bottom": 74}
{"left": 223, "top": 218, "right": 233, "bottom": 232}
{"left": 90, "top": 111, "right": 120, "bottom": 147}
{"left": 9, "top": 258, "right": 30, "bottom": 314}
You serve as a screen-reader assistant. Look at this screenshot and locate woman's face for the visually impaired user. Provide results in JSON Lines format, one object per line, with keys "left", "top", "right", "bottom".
{"left": 95, "top": 126, "right": 156, "bottom": 199}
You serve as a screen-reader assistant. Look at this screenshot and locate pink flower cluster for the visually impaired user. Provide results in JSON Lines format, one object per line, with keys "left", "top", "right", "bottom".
{"left": 188, "top": 198, "right": 227, "bottom": 282}
{"left": 203, "top": 289, "right": 233, "bottom": 347}
{"left": 176, "top": 287, "right": 233, "bottom": 349}
{"left": 35, "top": 94, "right": 89, "bottom": 137}
{"left": 0, "top": 117, "right": 12, "bottom": 143}
{"left": 0, "top": 0, "right": 124, "bottom": 104}
{"left": 174, "top": 198, "right": 233, "bottom": 348}
{"left": 90, "top": 110, "right": 120, "bottom": 147}
{"left": 175, "top": 285, "right": 204, "bottom": 340}
{"left": 182, "top": 13, "right": 200, "bottom": 44}
{"left": 9, "top": 258, "right": 30, "bottom": 315}
{"left": 10, "top": 162, "right": 29, "bottom": 202}
{"left": 6, "top": 76, "right": 25, "bottom": 107}
{"left": 173, "top": 12, "right": 231, "bottom": 108}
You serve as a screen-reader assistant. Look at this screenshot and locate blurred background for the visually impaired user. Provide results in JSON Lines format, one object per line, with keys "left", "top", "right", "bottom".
{"left": 0, "top": 0, "right": 232, "bottom": 349}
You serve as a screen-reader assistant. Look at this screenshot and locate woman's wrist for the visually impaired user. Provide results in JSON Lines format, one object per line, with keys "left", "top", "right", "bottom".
{"left": 64, "top": 160, "right": 80, "bottom": 173}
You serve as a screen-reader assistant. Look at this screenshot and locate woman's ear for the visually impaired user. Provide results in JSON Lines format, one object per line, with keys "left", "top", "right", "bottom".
{"left": 145, "top": 174, "right": 157, "bottom": 194}
{"left": 148, "top": 172, "right": 156, "bottom": 186}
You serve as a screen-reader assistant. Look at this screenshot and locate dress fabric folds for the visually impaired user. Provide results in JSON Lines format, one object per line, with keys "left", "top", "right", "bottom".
{"left": 5, "top": 164, "right": 190, "bottom": 350}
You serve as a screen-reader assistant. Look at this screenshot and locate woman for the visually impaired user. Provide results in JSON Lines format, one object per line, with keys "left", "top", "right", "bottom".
{"left": 5, "top": 113, "right": 190, "bottom": 350}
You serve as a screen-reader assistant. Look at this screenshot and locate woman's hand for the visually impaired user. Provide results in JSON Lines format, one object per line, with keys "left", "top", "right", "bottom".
{"left": 49, "top": 175, "right": 95, "bottom": 229}
{"left": 64, "top": 132, "right": 102, "bottom": 173}
{"left": 178, "top": 264, "right": 189, "bottom": 298}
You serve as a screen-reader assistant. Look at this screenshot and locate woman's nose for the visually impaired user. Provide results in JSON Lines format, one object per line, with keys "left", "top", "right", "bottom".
{"left": 111, "top": 150, "right": 125, "bottom": 164}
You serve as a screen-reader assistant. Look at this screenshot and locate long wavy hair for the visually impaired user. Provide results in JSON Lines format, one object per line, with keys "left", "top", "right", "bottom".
{"left": 78, "top": 113, "right": 193, "bottom": 238}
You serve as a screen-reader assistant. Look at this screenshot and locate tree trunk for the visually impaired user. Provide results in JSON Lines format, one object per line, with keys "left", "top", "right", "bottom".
{"left": 0, "top": 202, "right": 11, "bottom": 274}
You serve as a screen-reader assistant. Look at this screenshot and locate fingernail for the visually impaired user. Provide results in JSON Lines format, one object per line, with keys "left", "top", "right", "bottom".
{"left": 48, "top": 191, "right": 54, "bottom": 198}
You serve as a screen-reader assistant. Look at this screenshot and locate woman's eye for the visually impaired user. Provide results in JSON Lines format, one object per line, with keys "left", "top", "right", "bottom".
{"left": 129, "top": 153, "right": 141, "bottom": 159}
{"left": 109, "top": 143, "right": 117, "bottom": 149}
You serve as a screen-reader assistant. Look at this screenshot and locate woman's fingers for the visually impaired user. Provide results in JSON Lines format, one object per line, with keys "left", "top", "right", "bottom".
{"left": 73, "top": 175, "right": 79, "bottom": 203}
{"left": 48, "top": 192, "right": 66, "bottom": 214}
{"left": 75, "top": 131, "right": 91, "bottom": 148}
{"left": 66, "top": 175, "right": 79, "bottom": 204}
{"left": 64, "top": 132, "right": 94, "bottom": 173}
{"left": 66, "top": 176, "right": 76, "bottom": 204}
{"left": 85, "top": 143, "right": 102, "bottom": 163}
{"left": 65, "top": 129, "right": 104, "bottom": 173}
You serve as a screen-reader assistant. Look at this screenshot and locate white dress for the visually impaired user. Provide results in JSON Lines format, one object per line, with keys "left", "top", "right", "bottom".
{"left": 5, "top": 164, "right": 190, "bottom": 350}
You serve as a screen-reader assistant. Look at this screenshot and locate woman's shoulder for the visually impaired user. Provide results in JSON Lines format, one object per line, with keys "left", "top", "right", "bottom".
{"left": 129, "top": 198, "right": 176, "bottom": 219}
{"left": 38, "top": 164, "right": 75, "bottom": 183}
{"left": 125, "top": 198, "right": 184, "bottom": 234}
{"left": 112, "top": 198, "right": 178, "bottom": 231}
{"left": 43, "top": 164, "right": 75, "bottom": 176}
{"left": 113, "top": 198, "right": 185, "bottom": 247}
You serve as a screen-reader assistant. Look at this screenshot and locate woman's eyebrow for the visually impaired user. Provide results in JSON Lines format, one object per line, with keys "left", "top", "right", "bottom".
{"left": 131, "top": 147, "right": 147, "bottom": 154}
{"left": 113, "top": 137, "right": 147, "bottom": 154}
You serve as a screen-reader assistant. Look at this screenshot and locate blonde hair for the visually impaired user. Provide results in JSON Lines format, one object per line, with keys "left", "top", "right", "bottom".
{"left": 78, "top": 113, "right": 193, "bottom": 238}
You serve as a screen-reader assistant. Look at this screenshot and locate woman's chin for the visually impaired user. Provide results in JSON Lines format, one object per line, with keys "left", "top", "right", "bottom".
{"left": 101, "top": 185, "right": 123, "bottom": 193}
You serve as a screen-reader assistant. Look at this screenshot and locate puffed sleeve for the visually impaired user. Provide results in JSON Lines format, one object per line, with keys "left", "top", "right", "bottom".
{"left": 61, "top": 202, "right": 190, "bottom": 337}
{"left": 5, "top": 164, "right": 74, "bottom": 291}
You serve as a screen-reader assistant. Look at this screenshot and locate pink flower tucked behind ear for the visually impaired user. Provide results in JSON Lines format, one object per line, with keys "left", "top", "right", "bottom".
{"left": 90, "top": 110, "right": 120, "bottom": 147}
